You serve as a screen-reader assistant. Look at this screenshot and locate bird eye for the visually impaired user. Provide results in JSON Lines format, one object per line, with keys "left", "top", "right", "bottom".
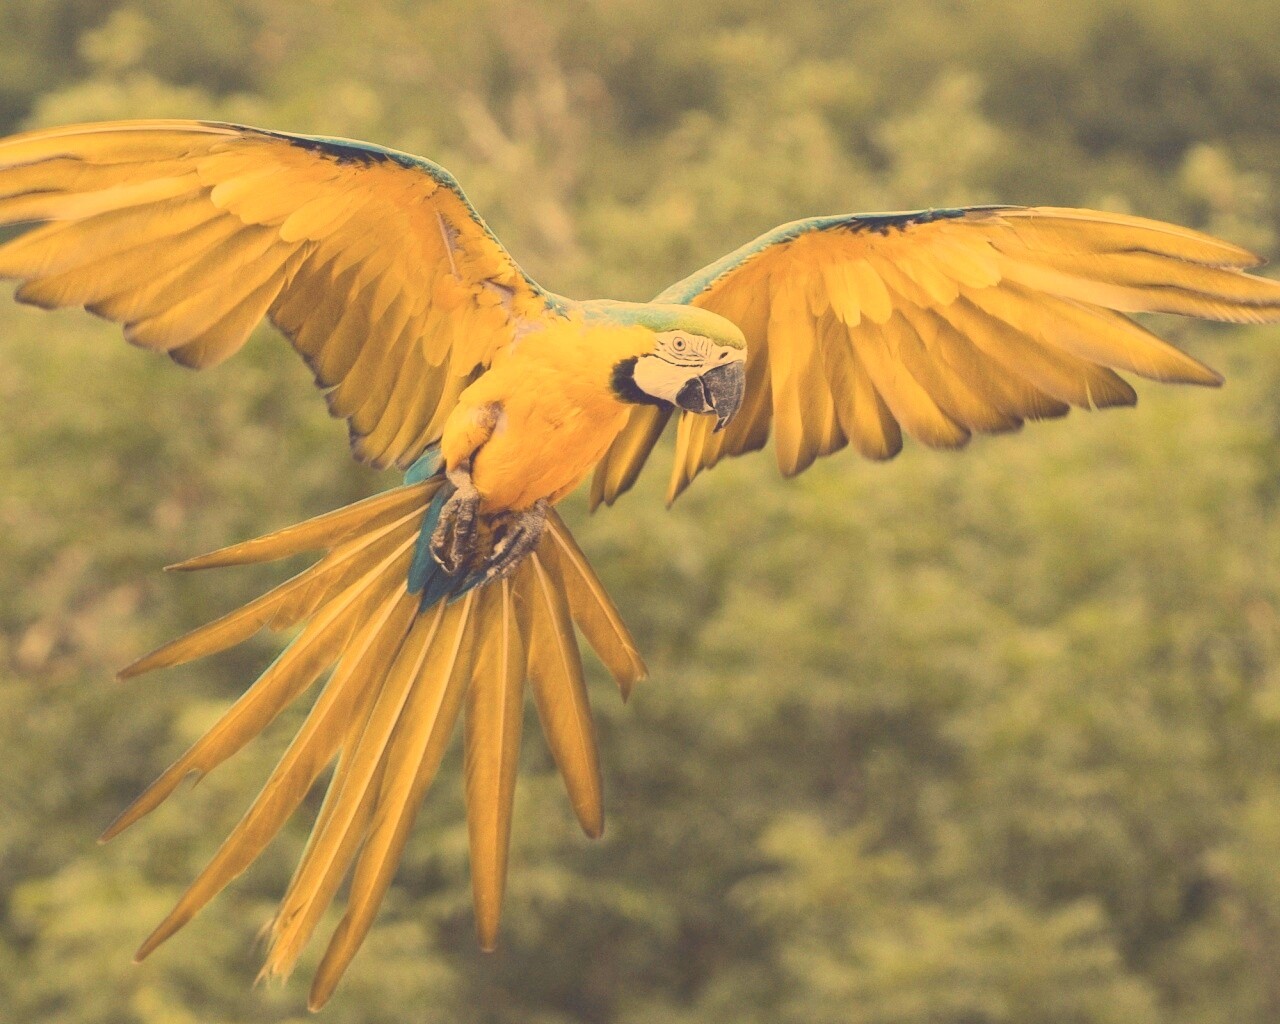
{"left": 672, "top": 337, "right": 686, "bottom": 351}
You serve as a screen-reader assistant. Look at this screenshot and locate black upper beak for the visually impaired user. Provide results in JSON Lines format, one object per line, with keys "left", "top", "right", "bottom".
{"left": 674, "top": 359, "right": 746, "bottom": 432}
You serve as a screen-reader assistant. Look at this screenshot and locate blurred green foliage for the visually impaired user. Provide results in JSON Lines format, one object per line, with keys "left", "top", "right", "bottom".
{"left": 1, "top": 1, "right": 1279, "bottom": 1021}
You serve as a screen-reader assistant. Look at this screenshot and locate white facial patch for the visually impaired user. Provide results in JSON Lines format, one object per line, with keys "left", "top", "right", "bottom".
{"left": 632, "top": 353, "right": 701, "bottom": 403}
{"left": 632, "top": 335, "right": 746, "bottom": 404}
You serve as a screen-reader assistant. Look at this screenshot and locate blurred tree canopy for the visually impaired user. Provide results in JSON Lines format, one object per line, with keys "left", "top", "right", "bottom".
{"left": 1, "top": 2, "right": 1279, "bottom": 1022}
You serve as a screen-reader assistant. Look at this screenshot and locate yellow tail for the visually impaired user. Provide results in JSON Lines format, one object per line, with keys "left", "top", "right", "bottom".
{"left": 106, "top": 479, "right": 646, "bottom": 1009}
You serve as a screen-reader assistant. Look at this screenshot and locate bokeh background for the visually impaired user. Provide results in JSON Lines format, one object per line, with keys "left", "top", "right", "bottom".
{"left": 2, "top": 1, "right": 1280, "bottom": 1021}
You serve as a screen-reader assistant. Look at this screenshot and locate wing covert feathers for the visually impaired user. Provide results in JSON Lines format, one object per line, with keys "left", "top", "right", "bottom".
{"left": 113, "top": 482, "right": 643, "bottom": 1006}
{"left": 0, "top": 119, "right": 552, "bottom": 470}
{"left": 592, "top": 205, "right": 1280, "bottom": 506}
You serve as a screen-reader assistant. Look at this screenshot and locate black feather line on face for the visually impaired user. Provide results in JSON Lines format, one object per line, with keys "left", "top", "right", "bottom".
{"left": 610, "top": 357, "right": 670, "bottom": 408}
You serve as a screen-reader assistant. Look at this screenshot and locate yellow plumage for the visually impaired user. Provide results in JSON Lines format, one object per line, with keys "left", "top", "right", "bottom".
{"left": 0, "top": 119, "right": 548, "bottom": 467}
{"left": 464, "top": 579, "right": 526, "bottom": 950}
{"left": 3, "top": 118, "right": 1280, "bottom": 1005}
{"left": 102, "top": 480, "right": 641, "bottom": 1008}
{"left": 593, "top": 206, "right": 1280, "bottom": 505}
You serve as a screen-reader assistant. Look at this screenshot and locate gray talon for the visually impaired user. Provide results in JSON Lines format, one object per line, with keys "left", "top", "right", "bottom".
{"left": 430, "top": 463, "right": 481, "bottom": 575}
{"left": 428, "top": 459, "right": 547, "bottom": 583}
{"left": 482, "top": 498, "right": 549, "bottom": 584}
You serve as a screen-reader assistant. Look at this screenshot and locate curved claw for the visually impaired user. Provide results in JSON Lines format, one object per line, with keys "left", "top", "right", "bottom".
{"left": 481, "top": 499, "right": 549, "bottom": 585}
{"left": 430, "top": 471, "right": 481, "bottom": 576}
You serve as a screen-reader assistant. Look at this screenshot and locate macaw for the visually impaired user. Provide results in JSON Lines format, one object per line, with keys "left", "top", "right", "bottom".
{"left": 2, "top": 119, "right": 1279, "bottom": 1007}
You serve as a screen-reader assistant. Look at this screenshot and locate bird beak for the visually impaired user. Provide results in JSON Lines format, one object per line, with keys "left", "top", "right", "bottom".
{"left": 674, "top": 359, "right": 745, "bottom": 432}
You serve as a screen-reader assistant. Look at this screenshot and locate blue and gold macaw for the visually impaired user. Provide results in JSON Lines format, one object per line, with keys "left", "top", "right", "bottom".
{"left": 3, "top": 120, "right": 1279, "bottom": 1006}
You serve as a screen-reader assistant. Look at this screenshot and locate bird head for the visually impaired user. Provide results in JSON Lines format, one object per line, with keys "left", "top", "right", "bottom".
{"left": 607, "top": 304, "right": 747, "bottom": 431}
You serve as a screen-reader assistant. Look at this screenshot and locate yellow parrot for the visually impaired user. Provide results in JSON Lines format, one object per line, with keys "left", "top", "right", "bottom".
{"left": 3, "top": 119, "right": 1279, "bottom": 1007}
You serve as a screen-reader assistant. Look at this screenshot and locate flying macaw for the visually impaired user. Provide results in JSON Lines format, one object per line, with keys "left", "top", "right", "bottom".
{"left": 3, "top": 119, "right": 1279, "bottom": 1007}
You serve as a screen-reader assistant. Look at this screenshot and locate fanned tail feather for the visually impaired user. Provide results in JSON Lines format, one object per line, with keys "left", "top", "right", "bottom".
{"left": 113, "top": 479, "right": 646, "bottom": 1007}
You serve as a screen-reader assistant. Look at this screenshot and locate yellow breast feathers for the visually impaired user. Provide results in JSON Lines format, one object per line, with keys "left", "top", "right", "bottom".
{"left": 442, "top": 320, "right": 654, "bottom": 512}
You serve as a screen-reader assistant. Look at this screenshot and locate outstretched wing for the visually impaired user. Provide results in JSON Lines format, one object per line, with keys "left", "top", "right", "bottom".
{"left": 0, "top": 119, "right": 557, "bottom": 469}
{"left": 591, "top": 206, "right": 1280, "bottom": 507}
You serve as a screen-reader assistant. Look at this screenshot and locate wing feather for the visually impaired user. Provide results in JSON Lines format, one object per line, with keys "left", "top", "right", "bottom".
{"left": 606, "top": 205, "right": 1273, "bottom": 501}
{"left": 0, "top": 119, "right": 556, "bottom": 468}
{"left": 894, "top": 304, "right": 1019, "bottom": 434}
{"left": 989, "top": 206, "right": 1261, "bottom": 268}
{"left": 955, "top": 290, "right": 1138, "bottom": 408}
{"left": 87, "top": 223, "right": 280, "bottom": 328}
{"left": 853, "top": 313, "right": 970, "bottom": 449}
{"left": 589, "top": 405, "right": 672, "bottom": 510}
{"left": 842, "top": 333, "right": 903, "bottom": 460}
{"left": 126, "top": 240, "right": 293, "bottom": 352}
{"left": 168, "top": 265, "right": 296, "bottom": 368}
{"left": 815, "top": 312, "right": 864, "bottom": 448}
{"left": 0, "top": 197, "right": 224, "bottom": 279}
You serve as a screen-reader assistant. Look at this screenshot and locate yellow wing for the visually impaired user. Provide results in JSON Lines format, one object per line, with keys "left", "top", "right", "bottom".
{"left": 591, "top": 206, "right": 1280, "bottom": 507}
{"left": 0, "top": 119, "right": 557, "bottom": 468}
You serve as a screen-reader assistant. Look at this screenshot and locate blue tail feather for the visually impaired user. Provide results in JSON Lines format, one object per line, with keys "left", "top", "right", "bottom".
{"left": 406, "top": 468, "right": 489, "bottom": 612}
{"left": 418, "top": 561, "right": 465, "bottom": 610}
{"left": 408, "top": 484, "right": 451, "bottom": 593}
{"left": 403, "top": 445, "right": 442, "bottom": 486}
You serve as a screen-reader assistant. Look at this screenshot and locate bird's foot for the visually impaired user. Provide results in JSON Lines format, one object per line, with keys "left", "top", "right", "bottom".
{"left": 430, "top": 464, "right": 481, "bottom": 576}
{"left": 481, "top": 499, "right": 550, "bottom": 585}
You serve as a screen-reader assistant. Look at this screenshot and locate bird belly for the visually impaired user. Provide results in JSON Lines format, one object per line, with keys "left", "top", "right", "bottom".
{"left": 471, "top": 396, "right": 628, "bottom": 512}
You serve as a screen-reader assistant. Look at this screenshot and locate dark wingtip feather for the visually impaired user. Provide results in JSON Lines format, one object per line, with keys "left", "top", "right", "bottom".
{"left": 12, "top": 281, "right": 59, "bottom": 310}
{"left": 1092, "top": 379, "right": 1138, "bottom": 409}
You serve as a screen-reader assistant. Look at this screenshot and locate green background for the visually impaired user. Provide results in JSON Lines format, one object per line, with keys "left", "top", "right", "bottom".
{"left": 2, "top": 2, "right": 1280, "bottom": 1021}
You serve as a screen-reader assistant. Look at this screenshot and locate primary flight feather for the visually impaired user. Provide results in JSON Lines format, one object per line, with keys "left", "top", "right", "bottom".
{"left": 3, "top": 119, "right": 1279, "bottom": 1008}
